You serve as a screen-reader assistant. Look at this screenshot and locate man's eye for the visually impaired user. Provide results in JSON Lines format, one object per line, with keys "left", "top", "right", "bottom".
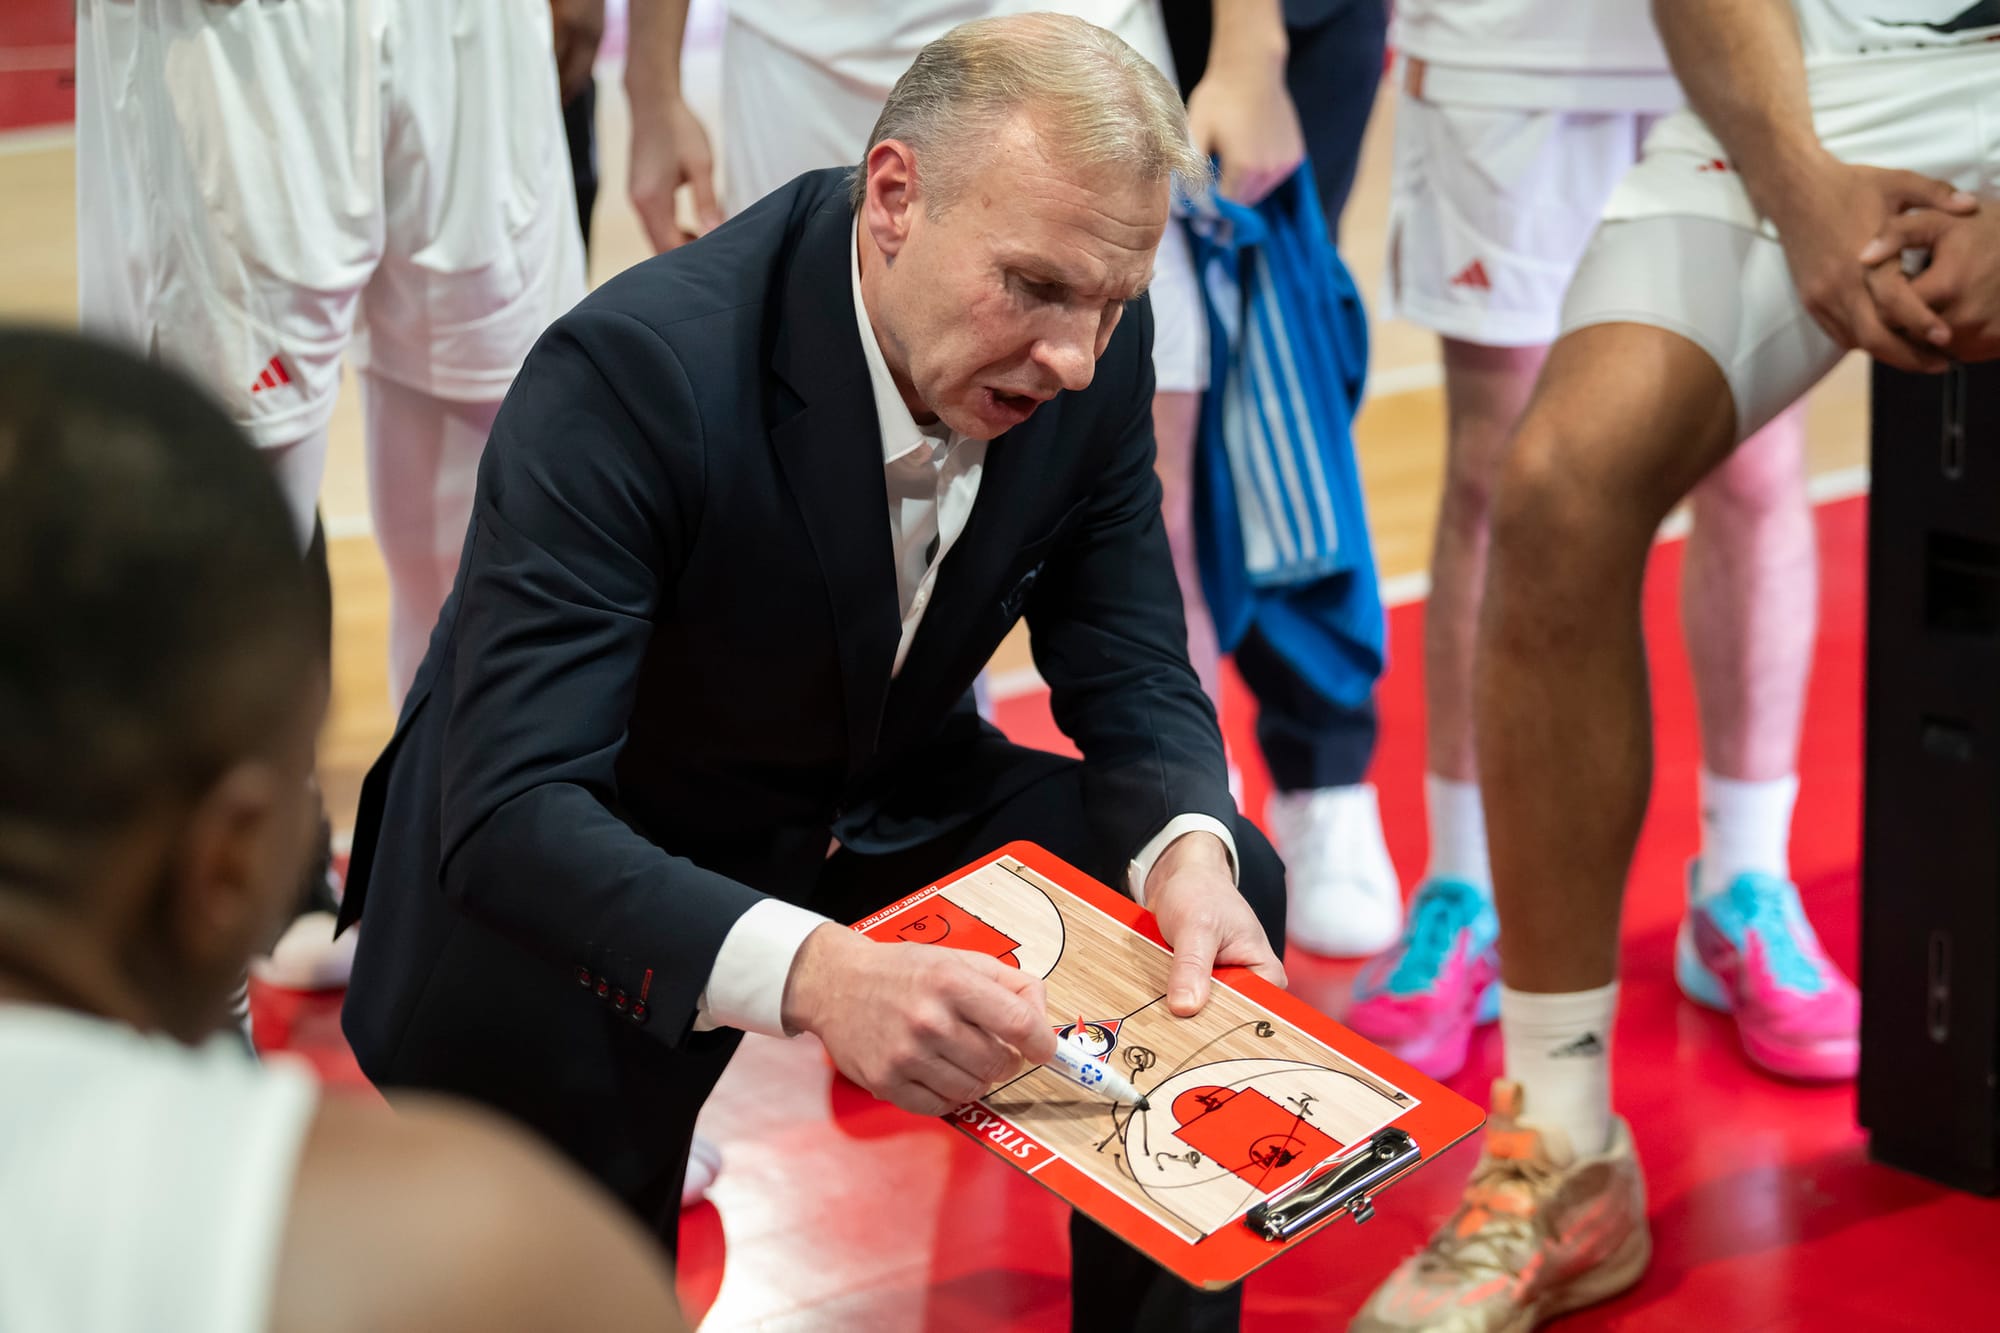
{"left": 1022, "top": 279, "right": 1067, "bottom": 303}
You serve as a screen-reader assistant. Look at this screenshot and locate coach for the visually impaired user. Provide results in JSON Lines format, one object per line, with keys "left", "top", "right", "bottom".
{"left": 340, "top": 14, "right": 1286, "bottom": 1329}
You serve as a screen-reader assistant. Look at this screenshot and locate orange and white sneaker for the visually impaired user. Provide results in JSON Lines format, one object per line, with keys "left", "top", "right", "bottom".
{"left": 1350, "top": 1082, "right": 1649, "bottom": 1333}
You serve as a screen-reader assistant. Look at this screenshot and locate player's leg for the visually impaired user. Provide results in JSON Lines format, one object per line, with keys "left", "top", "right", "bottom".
{"left": 1352, "top": 201, "right": 1845, "bottom": 1331}
{"left": 76, "top": 0, "right": 377, "bottom": 1005}
{"left": 360, "top": 377, "right": 498, "bottom": 704}
{"left": 1678, "top": 403, "right": 1858, "bottom": 1080}
{"left": 1237, "top": 0, "right": 1400, "bottom": 965}
{"left": 1346, "top": 99, "right": 1636, "bottom": 1078}
{"left": 357, "top": 0, "right": 584, "bottom": 709}
{"left": 1151, "top": 388, "right": 1220, "bottom": 703}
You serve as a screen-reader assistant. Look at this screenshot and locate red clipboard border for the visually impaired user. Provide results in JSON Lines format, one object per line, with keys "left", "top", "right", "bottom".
{"left": 851, "top": 840, "right": 1487, "bottom": 1289}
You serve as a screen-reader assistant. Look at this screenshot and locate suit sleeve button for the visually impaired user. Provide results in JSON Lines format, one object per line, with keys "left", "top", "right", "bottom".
{"left": 630, "top": 1001, "right": 648, "bottom": 1024}
{"left": 575, "top": 967, "right": 593, "bottom": 988}
{"left": 612, "top": 990, "right": 629, "bottom": 1012}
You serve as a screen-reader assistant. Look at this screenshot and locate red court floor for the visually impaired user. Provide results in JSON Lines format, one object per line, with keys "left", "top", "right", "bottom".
{"left": 255, "top": 495, "right": 2000, "bottom": 1329}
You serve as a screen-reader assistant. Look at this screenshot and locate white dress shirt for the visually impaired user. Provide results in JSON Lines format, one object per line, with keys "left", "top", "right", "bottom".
{"left": 693, "top": 222, "right": 1236, "bottom": 1038}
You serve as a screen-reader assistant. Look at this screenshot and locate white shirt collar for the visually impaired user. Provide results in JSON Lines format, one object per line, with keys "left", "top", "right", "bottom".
{"left": 851, "top": 220, "right": 951, "bottom": 467}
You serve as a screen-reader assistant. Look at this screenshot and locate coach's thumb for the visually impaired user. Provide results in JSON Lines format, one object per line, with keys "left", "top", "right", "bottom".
{"left": 1168, "top": 933, "right": 1216, "bottom": 1017}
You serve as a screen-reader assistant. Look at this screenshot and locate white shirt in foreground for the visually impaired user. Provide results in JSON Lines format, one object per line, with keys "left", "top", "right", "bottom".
{"left": 0, "top": 1004, "right": 317, "bottom": 1333}
{"left": 693, "top": 222, "right": 1236, "bottom": 1037}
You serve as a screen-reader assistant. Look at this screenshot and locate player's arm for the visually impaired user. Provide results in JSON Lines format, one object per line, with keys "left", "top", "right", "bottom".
{"left": 1186, "top": 0, "right": 1304, "bottom": 204}
{"left": 1652, "top": 0, "right": 1970, "bottom": 370}
{"left": 626, "top": 0, "right": 721, "bottom": 251}
{"left": 270, "top": 1095, "right": 688, "bottom": 1332}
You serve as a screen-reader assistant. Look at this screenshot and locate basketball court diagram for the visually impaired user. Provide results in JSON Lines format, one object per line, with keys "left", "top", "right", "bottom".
{"left": 857, "top": 854, "right": 1418, "bottom": 1243}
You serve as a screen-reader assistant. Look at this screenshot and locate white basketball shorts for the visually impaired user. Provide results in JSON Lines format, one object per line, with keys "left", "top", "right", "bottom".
{"left": 1383, "top": 60, "right": 1670, "bottom": 349}
{"left": 75, "top": 0, "right": 586, "bottom": 450}
{"left": 1564, "top": 44, "right": 2000, "bottom": 441}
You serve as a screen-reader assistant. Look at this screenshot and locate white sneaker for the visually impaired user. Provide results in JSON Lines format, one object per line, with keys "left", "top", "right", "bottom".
{"left": 252, "top": 910, "right": 358, "bottom": 991}
{"left": 1267, "top": 783, "right": 1402, "bottom": 959}
{"left": 682, "top": 1135, "right": 723, "bottom": 1208}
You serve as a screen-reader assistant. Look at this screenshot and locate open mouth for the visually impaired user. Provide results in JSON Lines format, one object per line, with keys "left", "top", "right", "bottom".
{"left": 984, "top": 387, "right": 1045, "bottom": 423}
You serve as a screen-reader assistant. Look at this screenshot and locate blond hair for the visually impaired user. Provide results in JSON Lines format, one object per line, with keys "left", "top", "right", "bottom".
{"left": 848, "top": 12, "right": 1210, "bottom": 215}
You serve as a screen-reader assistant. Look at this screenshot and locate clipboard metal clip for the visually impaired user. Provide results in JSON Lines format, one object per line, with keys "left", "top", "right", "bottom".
{"left": 1244, "top": 1127, "right": 1421, "bottom": 1242}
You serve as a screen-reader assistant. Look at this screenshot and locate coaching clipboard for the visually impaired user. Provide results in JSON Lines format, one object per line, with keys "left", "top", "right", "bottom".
{"left": 849, "top": 841, "right": 1486, "bottom": 1290}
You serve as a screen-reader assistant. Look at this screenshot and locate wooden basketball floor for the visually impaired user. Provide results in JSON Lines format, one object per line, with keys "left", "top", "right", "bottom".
{"left": 7, "top": 4, "right": 1992, "bottom": 1327}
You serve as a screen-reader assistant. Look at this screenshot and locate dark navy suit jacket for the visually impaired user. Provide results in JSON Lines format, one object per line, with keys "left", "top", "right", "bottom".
{"left": 338, "top": 169, "right": 1231, "bottom": 1126}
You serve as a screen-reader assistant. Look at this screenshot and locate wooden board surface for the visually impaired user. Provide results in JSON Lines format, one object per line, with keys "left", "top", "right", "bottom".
{"left": 853, "top": 842, "right": 1486, "bottom": 1288}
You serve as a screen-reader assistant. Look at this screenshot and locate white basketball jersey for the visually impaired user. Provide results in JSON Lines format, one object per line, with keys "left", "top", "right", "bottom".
{"left": 0, "top": 1006, "right": 317, "bottom": 1333}
{"left": 1793, "top": 0, "right": 2000, "bottom": 61}
{"left": 1392, "top": 0, "right": 1671, "bottom": 75}
{"left": 722, "top": 0, "right": 1143, "bottom": 86}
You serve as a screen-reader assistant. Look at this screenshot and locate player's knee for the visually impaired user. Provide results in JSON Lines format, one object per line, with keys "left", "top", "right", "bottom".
{"left": 1230, "top": 817, "right": 1287, "bottom": 949}
{"left": 1491, "top": 415, "right": 1646, "bottom": 578}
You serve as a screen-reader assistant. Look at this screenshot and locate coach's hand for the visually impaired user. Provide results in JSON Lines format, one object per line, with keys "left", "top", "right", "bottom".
{"left": 1770, "top": 153, "right": 1973, "bottom": 373}
{"left": 781, "top": 925, "right": 1059, "bottom": 1116}
{"left": 1861, "top": 204, "right": 2000, "bottom": 365}
{"left": 1146, "top": 832, "right": 1286, "bottom": 1017}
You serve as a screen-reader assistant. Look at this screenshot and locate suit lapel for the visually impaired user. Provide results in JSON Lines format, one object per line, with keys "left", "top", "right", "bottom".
{"left": 882, "top": 408, "right": 1051, "bottom": 719}
{"left": 770, "top": 190, "right": 902, "bottom": 779}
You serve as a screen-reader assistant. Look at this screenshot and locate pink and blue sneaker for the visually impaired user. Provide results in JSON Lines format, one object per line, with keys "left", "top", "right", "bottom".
{"left": 1345, "top": 878, "right": 1500, "bottom": 1079}
{"left": 1676, "top": 866, "right": 1859, "bottom": 1082}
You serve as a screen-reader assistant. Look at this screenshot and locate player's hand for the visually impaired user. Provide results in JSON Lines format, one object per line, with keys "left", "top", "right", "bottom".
{"left": 1185, "top": 47, "right": 1305, "bottom": 205}
{"left": 1769, "top": 154, "right": 1973, "bottom": 373}
{"left": 780, "top": 925, "right": 1060, "bottom": 1116}
{"left": 1146, "top": 832, "right": 1286, "bottom": 1017}
{"left": 549, "top": 0, "right": 606, "bottom": 105}
{"left": 629, "top": 93, "right": 722, "bottom": 252}
{"left": 1860, "top": 203, "right": 2000, "bottom": 364}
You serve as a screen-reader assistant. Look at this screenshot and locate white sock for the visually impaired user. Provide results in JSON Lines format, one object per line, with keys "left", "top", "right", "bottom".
{"left": 1425, "top": 773, "right": 1491, "bottom": 895}
{"left": 1696, "top": 768, "right": 1798, "bottom": 902}
{"left": 1499, "top": 982, "right": 1617, "bottom": 1158}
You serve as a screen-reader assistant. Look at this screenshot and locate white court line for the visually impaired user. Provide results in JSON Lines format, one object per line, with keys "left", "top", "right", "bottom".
{"left": 326, "top": 513, "right": 374, "bottom": 542}
{"left": 1363, "top": 362, "right": 1444, "bottom": 402}
{"left": 0, "top": 125, "right": 74, "bottom": 157}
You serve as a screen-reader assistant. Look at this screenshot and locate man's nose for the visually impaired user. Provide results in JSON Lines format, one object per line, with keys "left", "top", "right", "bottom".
{"left": 1034, "top": 327, "right": 1096, "bottom": 394}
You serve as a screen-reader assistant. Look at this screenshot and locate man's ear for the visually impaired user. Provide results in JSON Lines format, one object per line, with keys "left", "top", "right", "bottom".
{"left": 862, "top": 138, "right": 922, "bottom": 259}
{"left": 169, "top": 760, "right": 296, "bottom": 970}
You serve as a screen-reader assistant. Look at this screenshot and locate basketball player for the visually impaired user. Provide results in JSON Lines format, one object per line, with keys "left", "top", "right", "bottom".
{"left": 0, "top": 329, "right": 684, "bottom": 1332}
{"left": 715, "top": 0, "right": 1405, "bottom": 958}
{"left": 74, "top": 0, "right": 585, "bottom": 708}
{"left": 73, "top": 0, "right": 586, "bottom": 991}
{"left": 1345, "top": 0, "right": 1840, "bottom": 1091}
{"left": 1351, "top": 2, "right": 1997, "bottom": 1328}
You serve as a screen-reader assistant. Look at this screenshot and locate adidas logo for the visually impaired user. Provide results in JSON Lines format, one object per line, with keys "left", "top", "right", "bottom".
{"left": 1448, "top": 259, "right": 1492, "bottom": 291}
{"left": 249, "top": 354, "right": 293, "bottom": 395}
{"left": 1549, "top": 1032, "right": 1605, "bottom": 1058}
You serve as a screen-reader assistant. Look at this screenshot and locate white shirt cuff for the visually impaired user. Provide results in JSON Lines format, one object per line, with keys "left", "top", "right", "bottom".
{"left": 692, "top": 898, "right": 835, "bottom": 1037}
{"left": 1125, "top": 814, "right": 1238, "bottom": 907}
